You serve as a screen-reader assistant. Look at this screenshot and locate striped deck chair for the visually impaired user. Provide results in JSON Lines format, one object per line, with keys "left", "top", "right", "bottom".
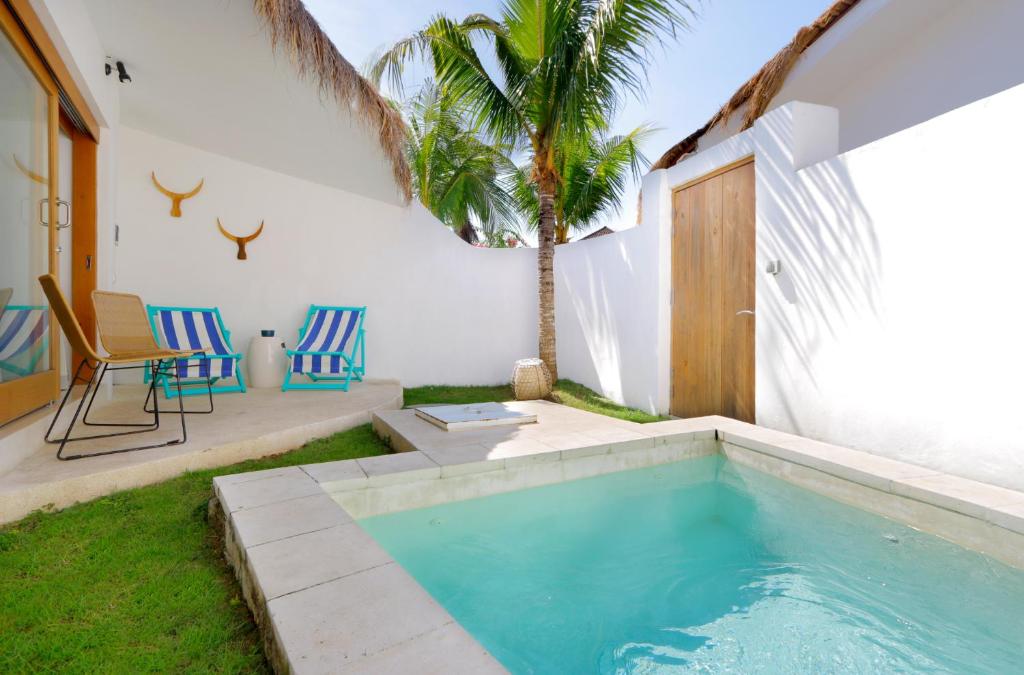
{"left": 0, "top": 305, "right": 48, "bottom": 379}
{"left": 145, "top": 305, "right": 246, "bottom": 398}
{"left": 283, "top": 305, "right": 365, "bottom": 392}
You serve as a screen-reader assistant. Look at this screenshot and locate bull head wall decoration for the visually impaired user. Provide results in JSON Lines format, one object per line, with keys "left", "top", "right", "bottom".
{"left": 151, "top": 171, "right": 203, "bottom": 217}
{"left": 13, "top": 154, "right": 47, "bottom": 185}
{"left": 217, "top": 218, "right": 264, "bottom": 260}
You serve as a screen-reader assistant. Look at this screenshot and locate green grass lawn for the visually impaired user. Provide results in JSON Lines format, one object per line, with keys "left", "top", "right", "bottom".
{"left": 405, "top": 379, "right": 667, "bottom": 424}
{"left": 0, "top": 380, "right": 659, "bottom": 672}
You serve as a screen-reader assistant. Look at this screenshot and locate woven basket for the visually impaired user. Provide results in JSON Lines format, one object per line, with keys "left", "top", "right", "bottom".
{"left": 512, "top": 358, "right": 552, "bottom": 400}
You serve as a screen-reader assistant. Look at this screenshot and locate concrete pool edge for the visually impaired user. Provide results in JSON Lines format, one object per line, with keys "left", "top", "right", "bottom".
{"left": 212, "top": 408, "right": 1024, "bottom": 672}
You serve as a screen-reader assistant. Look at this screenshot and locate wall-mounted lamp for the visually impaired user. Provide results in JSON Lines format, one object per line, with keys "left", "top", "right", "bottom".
{"left": 105, "top": 59, "right": 132, "bottom": 83}
{"left": 766, "top": 259, "right": 783, "bottom": 276}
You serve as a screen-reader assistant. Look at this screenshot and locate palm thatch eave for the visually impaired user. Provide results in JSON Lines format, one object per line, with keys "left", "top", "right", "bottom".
{"left": 650, "top": 0, "right": 859, "bottom": 172}
{"left": 253, "top": 0, "right": 412, "bottom": 202}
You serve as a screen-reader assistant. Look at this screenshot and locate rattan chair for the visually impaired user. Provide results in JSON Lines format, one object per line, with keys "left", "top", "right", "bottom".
{"left": 38, "top": 275, "right": 199, "bottom": 460}
{"left": 92, "top": 290, "right": 216, "bottom": 414}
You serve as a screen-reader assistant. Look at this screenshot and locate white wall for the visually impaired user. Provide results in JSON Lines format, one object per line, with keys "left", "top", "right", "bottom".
{"left": 114, "top": 128, "right": 536, "bottom": 387}
{"left": 554, "top": 211, "right": 662, "bottom": 411}
{"left": 754, "top": 87, "right": 1024, "bottom": 492}
{"left": 33, "top": 0, "right": 538, "bottom": 393}
{"left": 559, "top": 85, "right": 1024, "bottom": 492}
{"left": 807, "top": 0, "right": 1024, "bottom": 153}
{"left": 694, "top": 0, "right": 1024, "bottom": 157}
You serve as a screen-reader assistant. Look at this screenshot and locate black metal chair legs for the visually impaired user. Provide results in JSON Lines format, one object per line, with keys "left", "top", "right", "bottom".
{"left": 45, "top": 358, "right": 196, "bottom": 461}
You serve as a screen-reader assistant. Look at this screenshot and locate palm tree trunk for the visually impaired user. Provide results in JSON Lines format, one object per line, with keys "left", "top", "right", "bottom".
{"left": 537, "top": 176, "right": 558, "bottom": 381}
{"left": 555, "top": 223, "right": 569, "bottom": 244}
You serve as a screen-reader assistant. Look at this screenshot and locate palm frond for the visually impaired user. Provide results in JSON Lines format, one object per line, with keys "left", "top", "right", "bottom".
{"left": 401, "top": 79, "right": 520, "bottom": 242}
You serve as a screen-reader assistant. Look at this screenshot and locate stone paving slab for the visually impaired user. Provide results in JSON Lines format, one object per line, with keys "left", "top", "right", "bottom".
{"left": 268, "top": 563, "right": 493, "bottom": 674}
{"left": 248, "top": 523, "right": 391, "bottom": 601}
{"left": 232, "top": 493, "right": 352, "bottom": 549}
{"left": 214, "top": 457, "right": 504, "bottom": 673}
{"left": 300, "top": 459, "right": 367, "bottom": 491}
{"left": 216, "top": 468, "right": 323, "bottom": 513}
{"left": 339, "top": 622, "right": 504, "bottom": 674}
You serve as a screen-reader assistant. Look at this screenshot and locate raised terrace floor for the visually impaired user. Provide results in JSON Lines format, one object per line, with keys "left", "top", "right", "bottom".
{"left": 0, "top": 381, "right": 402, "bottom": 524}
{"left": 214, "top": 400, "right": 1024, "bottom": 673}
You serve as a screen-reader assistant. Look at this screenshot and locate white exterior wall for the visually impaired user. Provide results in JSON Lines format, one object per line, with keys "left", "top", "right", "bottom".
{"left": 114, "top": 128, "right": 536, "bottom": 386}
{"left": 753, "top": 88, "right": 1024, "bottom": 492}
{"left": 696, "top": 0, "right": 1024, "bottom": 157}
{"left": 33, "top": 0, "right": 537, "bottom": 391}
{"left": 821, "top": 0, "right": 1024, "bottom": 153}
{"left": 559, "top": 85, "right": 1024, "bottom": 491}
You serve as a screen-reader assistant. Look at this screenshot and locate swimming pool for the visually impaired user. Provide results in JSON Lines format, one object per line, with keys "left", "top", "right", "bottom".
{"left": 360, "top": 455, "right": 1024, "bottom": 673}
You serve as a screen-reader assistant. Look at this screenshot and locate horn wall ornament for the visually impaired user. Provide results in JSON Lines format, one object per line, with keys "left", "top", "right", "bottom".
{"left": 217, "top": 218, "right": 264, "bottom": 260}
{"left": 151, "top": 171, "right": 203, "bottom": 217}
{"left": 13, "top": 154, "right": 47, "bottom": 184}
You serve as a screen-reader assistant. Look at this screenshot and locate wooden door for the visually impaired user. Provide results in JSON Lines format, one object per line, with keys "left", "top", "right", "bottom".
{"left": 670, "top": 158, "right": 755, "bottom": 422}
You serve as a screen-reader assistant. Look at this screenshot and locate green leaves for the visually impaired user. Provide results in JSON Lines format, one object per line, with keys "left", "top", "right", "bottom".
{"left": 375, "top": 0, "right": 692, "bottom": 241}
{"left": 561, "top": 123, "right": 655, "bottom": 234}
{"left": 375, "top": 0, "right": 692, "bottom": 164}
{"left": 403, "top": 81, "right": 520, "bottom": 243}
{"left": 514, "top": 122, "right": 654, "bottom": 240}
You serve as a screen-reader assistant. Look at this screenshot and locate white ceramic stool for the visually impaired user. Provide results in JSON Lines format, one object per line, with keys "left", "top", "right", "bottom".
{"left": 248, "top": 335, "right": 286, "bottom": 388}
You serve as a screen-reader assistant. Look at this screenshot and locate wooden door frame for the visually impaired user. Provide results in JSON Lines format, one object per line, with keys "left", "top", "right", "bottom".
{"left": 57, "top": 111, "right": 99, "bottom": 377}
{"left": 0, "top": 0, "right": 60, "bottom": 424}
{"left": 669, "top": 155, "right": 756, "bottom": 421}
{"left": 8, "top": 0, "right": 100, "bottom": 141}
{"left": 69, "top": 124, "right": 98, "bottom": 376}
{"left": 0, "top": 0, "right": 100, "bottom": 425}
{"left": 673, "top": 155, "right": 755, "bottom": 192}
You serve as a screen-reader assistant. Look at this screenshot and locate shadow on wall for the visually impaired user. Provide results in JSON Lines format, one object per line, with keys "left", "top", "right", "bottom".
{"left": 559, "top": 239, "right": 637, "bottom": 407}
{"left": 755, "top": 110, "right": 880, "bottom": 432}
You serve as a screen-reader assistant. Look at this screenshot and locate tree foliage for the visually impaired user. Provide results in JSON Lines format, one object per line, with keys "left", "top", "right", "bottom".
{"left": 375, "top": 0, "right": 692, "bottom": 376}
{"left": 403, "top": 81, "right": 519, "bottom": 244}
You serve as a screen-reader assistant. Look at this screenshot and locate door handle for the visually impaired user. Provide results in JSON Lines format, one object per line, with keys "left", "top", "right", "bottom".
{"left": 56, "top": 200, "right": 71, "bottom": 229}
{"left": 85, "top": 254, "right": 92, "bottom": 270}
{"left": 735, "top": 309, "right": 755, "bottom": 316}
{"left": 37, "top": 198, "right": 71, "bottom": 228}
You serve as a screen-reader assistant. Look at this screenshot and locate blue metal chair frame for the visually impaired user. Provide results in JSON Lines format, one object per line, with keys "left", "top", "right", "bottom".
{"left": 0, "top": 305, "right": 48, "bottom": 378}
{"left": 144, "top": 304, "right": 246, "bottom": 398}
{"left": 282, "top": 305, "right": 365, "bottom": 392}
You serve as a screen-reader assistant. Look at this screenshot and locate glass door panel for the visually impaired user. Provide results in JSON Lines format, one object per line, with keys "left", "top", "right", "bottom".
{"left": 0, "top": 6, "right": 58, "bottom": 425}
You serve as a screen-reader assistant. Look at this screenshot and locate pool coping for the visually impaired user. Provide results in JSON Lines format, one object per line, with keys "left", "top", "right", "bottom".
{"left": 212, "top": 409, "right": 1024, "bottom": 673}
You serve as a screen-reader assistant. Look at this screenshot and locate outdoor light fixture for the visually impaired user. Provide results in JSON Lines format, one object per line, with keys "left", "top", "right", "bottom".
{"left": 766, "top": 259, "right": 783, "bottom": 276}
{"left": 105, "top": 59, "right": 132, "bottom": 83}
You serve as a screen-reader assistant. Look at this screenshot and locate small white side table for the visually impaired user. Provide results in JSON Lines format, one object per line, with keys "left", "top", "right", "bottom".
{"left": 248, "top": 335, "right": 286, "bottom": 388}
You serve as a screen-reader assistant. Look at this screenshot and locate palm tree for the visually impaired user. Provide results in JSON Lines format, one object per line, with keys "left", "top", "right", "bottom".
{"left": 403, "top": 81, "right": 518, "bottom": 244}
{"left": 374, "top": 0, "right": 690, "bottom": 379}
{"left": 513, "top": 124, "right": 654, "bottom": 244}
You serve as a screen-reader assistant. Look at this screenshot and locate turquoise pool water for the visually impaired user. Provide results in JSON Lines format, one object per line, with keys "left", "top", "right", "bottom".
{"left": 359, "top": 457, "right": 1024, "bottom": 673}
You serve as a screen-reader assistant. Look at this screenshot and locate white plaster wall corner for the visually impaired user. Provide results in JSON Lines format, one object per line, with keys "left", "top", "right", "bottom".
{"left": 648, "top": 168, "right": 674, "bottom": 415}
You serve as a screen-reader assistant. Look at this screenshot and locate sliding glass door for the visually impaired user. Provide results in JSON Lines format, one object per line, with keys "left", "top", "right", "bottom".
{"left": 0, "top": 3, "right": 59, "bottom": 425}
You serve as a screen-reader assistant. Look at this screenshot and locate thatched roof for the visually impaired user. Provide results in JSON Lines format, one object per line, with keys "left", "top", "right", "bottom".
{"left": 253, "top": 0, "right": 412, "bottom": 202}
{"left": 650, "top": 0, "right": 859, "bottom": 171}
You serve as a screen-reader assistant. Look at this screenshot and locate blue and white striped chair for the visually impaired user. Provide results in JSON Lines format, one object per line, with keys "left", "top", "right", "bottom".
{"left": 283, "top": 305, "right": 365, "bottom": 392}
{"left": 146, "top": 305, "right": 246, "bottom": 398}
{"left": 0, "top": 305, "right": 48, "bottom": 379}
